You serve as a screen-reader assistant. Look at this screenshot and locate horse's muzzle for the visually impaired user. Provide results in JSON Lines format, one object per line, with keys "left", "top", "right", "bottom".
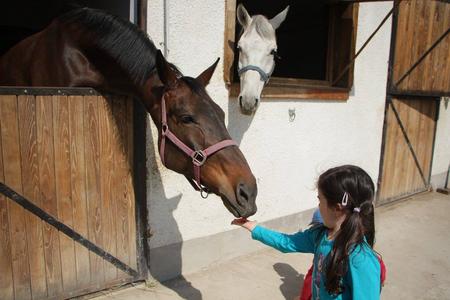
{"left": 234, "top": 180, "right": 257, "bottom": 218}
{"left": 239, "top": 95, "right": 259, "bottom": 115}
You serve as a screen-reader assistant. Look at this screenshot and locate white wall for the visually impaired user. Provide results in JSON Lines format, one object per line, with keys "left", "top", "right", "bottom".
{"left": 145, "top": 2, "right": 393, "bottom": 249}
{"left": 431, "top": 98, "right": 450, "bottom": 188}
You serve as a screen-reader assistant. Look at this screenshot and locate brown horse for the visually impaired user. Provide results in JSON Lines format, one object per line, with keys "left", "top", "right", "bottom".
{"left": 0, "top": 7, "right": 257, "bottom": 218}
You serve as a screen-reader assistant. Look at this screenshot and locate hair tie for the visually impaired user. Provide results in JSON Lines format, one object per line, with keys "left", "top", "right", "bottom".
{"left": 341, "top": 192, "right": 349, "bottom": 206}
{"left": 353, "top": 207, "right": 361, "bottom": 213}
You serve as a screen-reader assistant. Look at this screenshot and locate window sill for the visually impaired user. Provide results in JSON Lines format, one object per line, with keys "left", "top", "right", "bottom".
{"left": 227, "top": 82, "right": 350, "bottom": 101}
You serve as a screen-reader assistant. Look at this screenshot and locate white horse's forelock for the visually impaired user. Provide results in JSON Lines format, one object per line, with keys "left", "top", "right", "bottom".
{"left": 247, "top": 16, "right": 276, "bottom": 41}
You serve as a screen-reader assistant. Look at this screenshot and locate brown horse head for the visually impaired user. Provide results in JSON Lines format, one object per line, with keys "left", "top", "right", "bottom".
{"left": 147, "top": 51, "right": 257, "bottom": 218}
{"left": 0, "top": 7, "right": 258, "bottom": 218}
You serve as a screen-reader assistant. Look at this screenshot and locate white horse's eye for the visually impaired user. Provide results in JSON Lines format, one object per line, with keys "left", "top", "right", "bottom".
{"left": 271, "top": 49, "right": 281, "bottom": 59}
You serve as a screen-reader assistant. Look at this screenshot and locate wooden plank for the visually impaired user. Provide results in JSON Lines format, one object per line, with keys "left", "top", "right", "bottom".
{"left": 431, "top": 3, "right": 450, "bottom": 92}
{"left": 126, "top": 98, "right": 137, "bottom": 271}
{"left": 441, "top": 6, "right": 450, "bottom": 91}
{"left": 408, "top": 100, "right": 422, "bottom": 192}
{"left": 389, "top": 99, "right": 407, "bottom": 197}
{"left": 394, "top": 0, "right": 415, "bottom": 87}
{"left": 392, "top": 0, "right": 408, "bottom": 84}
{"left": 383, "top": 99, "right": 400, "bottom": 199}
{"left": 69, "top": 96, "right": 91, "bottom": 288}
{"left": 17, "top": 95, "right": 48, "bottom": 299}
{"left": 0, "top": 97, "right": 14, "bottom": 300}
{"left": 98, "top": 96, "right": 118, "bottom": 281}
{"left": 0, "top": 95, "right": 32, "bottom": 299}
{"left": 409, "top": 100, "right": 424, "bottom": 192}
{"left": 36, "top": 95, "right": 63, "bottom": 297}
{"left": 407, "top": 1, "right": 427, "bottom": 91}
{"left": 224, "top": 0, "right": 237, "bottom": 85}
{"left": 84, "top": 95, "right": 105, "bottom": 286}
{"left": 53, "top": 95, "right": 77, "bottom": 293}
{"left": 422, "top": 1, "right": 437, "bottom": 92}
{"left": 111, "top": 96, "right": 131, "bottom": 277}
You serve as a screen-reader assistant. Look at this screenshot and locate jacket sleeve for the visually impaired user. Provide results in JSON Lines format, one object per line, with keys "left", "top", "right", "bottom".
{"left": 251, "top": 225, "right": 317, "bottom": 253}
{"left": 348, "top": 246, "right": 381, "bottom": 300}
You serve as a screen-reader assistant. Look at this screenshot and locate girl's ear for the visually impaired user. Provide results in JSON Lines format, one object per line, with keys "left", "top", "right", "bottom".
{"left": 335, "top": 203, "right": 347, "bottom": 213}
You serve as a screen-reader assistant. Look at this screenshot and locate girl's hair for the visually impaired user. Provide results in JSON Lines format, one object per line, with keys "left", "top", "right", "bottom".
{"left": 317, "top": 165, "right": 375, "bottom": 295}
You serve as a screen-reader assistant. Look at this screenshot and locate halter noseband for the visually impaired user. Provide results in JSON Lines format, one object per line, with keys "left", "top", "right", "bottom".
{"left": 237, "top": 63, "right": 274, "bottom": 84}
{"left": 159, "top": 94, "right": 238, "bottom": 198}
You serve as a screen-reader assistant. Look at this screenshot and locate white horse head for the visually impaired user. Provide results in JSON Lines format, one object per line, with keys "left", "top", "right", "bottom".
{"left": 236, "top": 4, "right": 289, "bottom": 115}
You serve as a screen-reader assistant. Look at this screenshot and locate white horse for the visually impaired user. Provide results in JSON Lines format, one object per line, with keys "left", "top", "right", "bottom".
{"left": 236, "top": 4, "right": 289, "bottom": 115}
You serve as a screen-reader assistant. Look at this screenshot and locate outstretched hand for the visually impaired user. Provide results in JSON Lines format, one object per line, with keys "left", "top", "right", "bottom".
{"left": 231, "top": 217, "right": 257, "bottom": 232}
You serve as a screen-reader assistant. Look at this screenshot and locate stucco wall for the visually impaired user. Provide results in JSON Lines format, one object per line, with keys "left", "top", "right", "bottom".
{"left": 145, "top": 1, "right": 393, "bottom": 250}
{"left": 431, "top": 98, "right": 450, "bottom": 188}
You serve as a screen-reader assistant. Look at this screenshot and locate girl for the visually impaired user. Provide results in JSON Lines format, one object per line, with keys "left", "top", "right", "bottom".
{"left": 232, "top": 165, "right": 381, "bottom": 299}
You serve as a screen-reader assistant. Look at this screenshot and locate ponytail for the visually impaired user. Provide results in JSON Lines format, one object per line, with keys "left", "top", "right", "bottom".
{"left": 318, "top": 165, "right": 375, "bottom": 295}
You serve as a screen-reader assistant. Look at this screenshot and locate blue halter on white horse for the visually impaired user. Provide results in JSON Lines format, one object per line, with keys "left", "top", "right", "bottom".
{"left": 236, "top": 4, "right": 289, "bottom": 115}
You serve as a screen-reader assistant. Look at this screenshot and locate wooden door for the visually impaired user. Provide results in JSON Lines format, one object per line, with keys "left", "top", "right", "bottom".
{"left": 0, "top": 93, "right": 141, "bottom": 299}
{"left": 391, "top": 0, "right": 450, "bottom": 96}
{"left": 378, "top": 98, "right": 438, "bottom": 204}
{"left": 378, "top": 0, "right": 448, "bottom": 204}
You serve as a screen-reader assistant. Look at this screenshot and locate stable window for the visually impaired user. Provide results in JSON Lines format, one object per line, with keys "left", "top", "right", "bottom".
{"left": 224, "top": 0, "right": 359, "bottom": 100}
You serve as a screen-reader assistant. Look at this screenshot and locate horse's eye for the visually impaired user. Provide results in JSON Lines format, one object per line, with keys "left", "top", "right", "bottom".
{"left": 180, "top": 115, "right": 195, "bottom": 124}
{"left": 271, "top": 49, "right": 281, "bottom": 60}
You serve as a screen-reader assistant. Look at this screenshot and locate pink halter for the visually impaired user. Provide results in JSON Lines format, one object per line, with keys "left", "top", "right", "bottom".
{"left": 159, "top": 94, "right": 237, "bottom": 197}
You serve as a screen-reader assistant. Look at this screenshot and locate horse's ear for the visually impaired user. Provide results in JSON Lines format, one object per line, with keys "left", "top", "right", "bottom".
{"left": 196, "top": 58, "right": 220, "bottom": 87}
{"left": 156, "top": 50, "right": 178, "bottom": 87}
{"left": 269, "top": 6, "right": 289, "bottom": 30}
{"left": 237, "top": 4, "right": 251, "bottom": 28}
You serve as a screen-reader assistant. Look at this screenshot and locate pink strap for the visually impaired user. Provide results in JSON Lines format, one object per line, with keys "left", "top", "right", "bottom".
{"left": 204, "top": 140, "right": 237, "bottom": 156}
{"left": 159, "top": 93, "right": 238, "bottom": 194}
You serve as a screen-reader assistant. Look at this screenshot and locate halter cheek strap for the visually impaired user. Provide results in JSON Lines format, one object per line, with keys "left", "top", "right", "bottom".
{"left": 159, "top": 94, "right": 237, "bottom": 197}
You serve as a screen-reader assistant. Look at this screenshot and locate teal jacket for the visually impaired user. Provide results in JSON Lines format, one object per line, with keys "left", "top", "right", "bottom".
{"left": 252, "top": 225, "right": 380, "bottom": 300}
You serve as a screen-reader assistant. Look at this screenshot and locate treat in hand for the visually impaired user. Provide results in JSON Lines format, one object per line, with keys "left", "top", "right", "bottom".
{"left": 231, "top": 217, "right": 248, "bottom": 225}
{"left": 231, "top": 217, "right": 257, "bottom": 231}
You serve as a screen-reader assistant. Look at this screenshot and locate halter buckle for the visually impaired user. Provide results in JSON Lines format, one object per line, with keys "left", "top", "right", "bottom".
{"left": 192, "top": 150, "right": 207, "bottom": 166}
{"left": 161, "top": 124, "right": 168, "bottom": 136}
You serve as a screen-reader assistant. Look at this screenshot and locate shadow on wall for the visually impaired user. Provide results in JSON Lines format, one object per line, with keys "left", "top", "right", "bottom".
{"left": 273, "top": 262, "right": 304, "bottom": 300}
{"left": 146, "top": 117, "right": 202, "bottom": 299}
{"left": 227, "top": 97, "right": 255, "bottom": 144}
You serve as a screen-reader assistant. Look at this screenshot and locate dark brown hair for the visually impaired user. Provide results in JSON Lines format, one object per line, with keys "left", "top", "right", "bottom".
{"left": 317, "top": 165, "right": 375, "bottom": 295}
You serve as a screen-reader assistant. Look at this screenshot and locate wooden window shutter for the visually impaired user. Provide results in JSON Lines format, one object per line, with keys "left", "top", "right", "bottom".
{"left": 329, "top": 3, "right": 358, "bottom": 88}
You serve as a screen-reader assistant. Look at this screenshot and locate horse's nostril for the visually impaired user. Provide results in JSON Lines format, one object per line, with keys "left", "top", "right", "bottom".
{"left": 239, "top": 96, "right": 243, "bottom": 107}
{"left": 237, "top": 183, "right": 250, "bottom": 207}
{"left": 255, "top": 98, "right": 259, "bottom": 106}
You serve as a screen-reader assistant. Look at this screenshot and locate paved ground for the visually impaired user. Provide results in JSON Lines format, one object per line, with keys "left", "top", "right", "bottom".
{"left": 92, "top": 192, "right": 450, "bottom": 300}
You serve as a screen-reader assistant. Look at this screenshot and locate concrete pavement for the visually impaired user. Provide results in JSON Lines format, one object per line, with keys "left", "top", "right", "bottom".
{"left": 91, "top": 192, "right": 450, "bottom": 300}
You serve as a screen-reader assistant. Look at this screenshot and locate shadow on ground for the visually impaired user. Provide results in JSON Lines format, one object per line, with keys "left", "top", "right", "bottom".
{"left": 274, "top": 263, "right": 304, "bottom": 300}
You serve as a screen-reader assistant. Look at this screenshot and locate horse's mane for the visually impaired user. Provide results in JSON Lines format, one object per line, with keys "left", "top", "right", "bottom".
{"left": 60, "top": 7, "right": 158, "bottom": 84}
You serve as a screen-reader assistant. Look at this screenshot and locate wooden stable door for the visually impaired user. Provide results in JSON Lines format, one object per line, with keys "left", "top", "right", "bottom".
{"left": 0, "top": 94, "right": 138, "bottom": 299}
{"left": 378, "top": 98, "right": 437, "bottom": 204}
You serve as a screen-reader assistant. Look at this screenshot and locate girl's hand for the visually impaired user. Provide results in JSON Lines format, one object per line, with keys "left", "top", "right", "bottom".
{"left": 231, "top": 218, "right": 257, "bottom": 232}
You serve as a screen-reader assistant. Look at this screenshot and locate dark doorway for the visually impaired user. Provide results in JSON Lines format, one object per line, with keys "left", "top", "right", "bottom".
{"left": 0, "top": 0, "right": 136, "bottom": 56}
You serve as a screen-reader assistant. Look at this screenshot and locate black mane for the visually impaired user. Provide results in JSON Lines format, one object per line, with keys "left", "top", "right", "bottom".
{"left": 60, "top": 7, "right": 158, "bottom": 84}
